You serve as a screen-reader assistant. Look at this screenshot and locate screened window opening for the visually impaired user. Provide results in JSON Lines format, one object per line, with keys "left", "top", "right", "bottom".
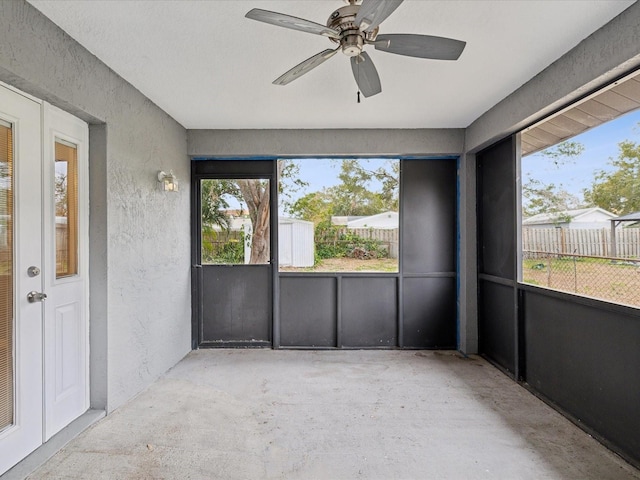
{"left": 0, "top": 120, "right": 14, "bottom": 430}
{"left": 55, "top": 139, "right": 79, "bottom": 278}
{"left": 278, "top": 158, "right": 399, "bottom": 273}
{"left": 200, "top": 179, "right": 270, "bottom": 265}
{"left": 520, "top": 71, "right": 640, "bottom": 308}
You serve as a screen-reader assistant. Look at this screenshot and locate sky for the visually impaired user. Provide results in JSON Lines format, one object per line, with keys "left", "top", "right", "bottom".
{"left": 278, "top": 157, "right": 395, "bottom": 214}
{"left": 285, "top": 158, "right": 392, "bottom": 193}
{"left": 522, "top": 108, "right": 640, "bottom": 199}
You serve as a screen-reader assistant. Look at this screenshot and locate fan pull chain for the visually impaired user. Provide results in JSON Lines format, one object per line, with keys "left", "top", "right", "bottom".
{"left": 357, "top": 91, "right": 361, "bottom": 103}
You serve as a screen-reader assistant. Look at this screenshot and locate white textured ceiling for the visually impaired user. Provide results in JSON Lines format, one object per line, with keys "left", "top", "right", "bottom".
{"left": 27, "top": 0, "right": 635, "bottom": 130}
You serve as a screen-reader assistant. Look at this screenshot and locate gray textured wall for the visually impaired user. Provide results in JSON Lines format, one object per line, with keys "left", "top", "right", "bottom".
{"left": 0, "top": 1, "right": 191, "bottom": 411}
{"left": 457, "top": 153, "right": 477, "bottom": 354}
{"left": 188, "top": 128, "right": 464, "bottom": 157}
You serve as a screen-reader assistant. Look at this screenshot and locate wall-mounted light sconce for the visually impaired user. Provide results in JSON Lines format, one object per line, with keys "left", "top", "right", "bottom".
{"left": 157, "top": 170, "right": 179, "bottom": 192}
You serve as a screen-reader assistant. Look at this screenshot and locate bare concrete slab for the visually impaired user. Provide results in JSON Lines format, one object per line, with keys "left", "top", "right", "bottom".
{"left": 28, "top": 350, "right": 640, "bottom": 479}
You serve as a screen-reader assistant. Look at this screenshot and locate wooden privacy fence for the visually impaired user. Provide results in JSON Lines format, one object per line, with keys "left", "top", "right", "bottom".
{"left": 522, "top": 227, "right": 640, "bottom": 258}
{"left": 202, "top": 226, "right": 400, "bottom": 260}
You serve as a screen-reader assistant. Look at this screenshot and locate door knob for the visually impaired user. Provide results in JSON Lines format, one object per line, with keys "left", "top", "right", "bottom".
{"left": 27, "top": 291, "right": 47, "bottom": 303}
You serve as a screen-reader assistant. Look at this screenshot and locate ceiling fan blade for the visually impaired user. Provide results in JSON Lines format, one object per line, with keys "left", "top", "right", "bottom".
{"left": 273, "top": 49, "right": 339, "bottom": 86}
{"left": 246, "top": 8, "right": 341, "bottom": 40}
{"left": 351, "top": 52, "right": 382, "bottom": 98}
{"left": 374, "top": 34, "right": 466, "bottom": 60}
{"left": 355, "top": 0, "right": 404, "bottom": 33}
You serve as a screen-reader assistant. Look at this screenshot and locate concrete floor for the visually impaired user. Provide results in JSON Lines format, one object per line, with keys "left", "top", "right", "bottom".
{"left": 27, "top": 350, "right": 640, "bottom": 480}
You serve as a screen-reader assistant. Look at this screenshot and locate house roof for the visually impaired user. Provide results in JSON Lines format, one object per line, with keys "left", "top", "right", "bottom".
{"left": 522, "top": 207, "right": 617, "bottom": 225}
{"left": 347, "top": 211, "right": 398, "bottom": 229}
{"left": 279, "top": 217, "right": 314, "bottom": 226}
{"left": 612, "top": 211, "right": 640, "bottom": 222}
{"left": 331, "top": 216, "right": 365, "bottom": 226}
{"left": 26, "top": 1, "right": 634, "bottom": 130}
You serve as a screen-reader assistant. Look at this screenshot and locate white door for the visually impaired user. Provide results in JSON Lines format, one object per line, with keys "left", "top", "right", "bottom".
{"left": 0, "top": 85, "right": 44, "bottom": 475}
{"left": 42, "top": 104, "right": 89, "bottom": 440}
{"left": 0, "top": 87, "right": 89, "bottom": 475}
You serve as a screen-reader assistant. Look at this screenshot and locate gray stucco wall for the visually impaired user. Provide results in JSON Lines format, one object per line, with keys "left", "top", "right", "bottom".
{"left": 466, "top": 1, "right": 640, "bottom": 153}
{"left": 0, "top": 1, "right": 191, "bottom": 412}
{"left": 457, "top": 152, "right": 477, "bottom": 354}
{"left": 187, "top": 128, "right": 464, "bottom": 157}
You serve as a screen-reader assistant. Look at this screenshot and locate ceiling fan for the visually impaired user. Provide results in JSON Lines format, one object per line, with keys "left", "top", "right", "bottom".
{"left": 245, "top": 0, "right": 466, "bottom": 99}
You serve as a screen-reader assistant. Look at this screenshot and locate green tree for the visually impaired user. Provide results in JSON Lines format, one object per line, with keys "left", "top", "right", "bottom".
{"left": 200, "top": 178, "right": 271, "bottom": 264}
{"left": 236, "top": 178, "right": 270, "bottom": 264}
{"left": 522, "top": 140, "right": 586, "bottom": 219}
{"left": 373, "top": 160, "right": 400, "bottom": 212}
{"left": 539, "top": 141, "right": 584, "bottom": 166}
{"left": 325, "top": 159, "right": 398, "bottom": 216}
{"left": 55, "top": 172, "right": 68, "bottom": 216}
{"left": 289, "top": 191, "right": 334, "bottom": 225}
{"left": 278, "top": 159, "right": 308, "bottom": 214}
{"left": 201, "top": 179, "right": 240, "bottom": 230}
{"left": 522, "top": 179, "right": 582, "bottom": 220}
{"left": 584, "top": 140, "right": 640, "bottom": 215}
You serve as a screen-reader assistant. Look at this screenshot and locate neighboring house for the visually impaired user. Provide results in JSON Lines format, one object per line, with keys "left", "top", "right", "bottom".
{"left": 331, "top": 215, "right": 365, "bottom": 226}
{"left": 522, "top": 207, "right": 617, "bottom": 229}
{"left": 209, "top": 216, "right": 250, "bottom": 232}
{"left": 346, "top": 211, "right": 399, "bottom": 230}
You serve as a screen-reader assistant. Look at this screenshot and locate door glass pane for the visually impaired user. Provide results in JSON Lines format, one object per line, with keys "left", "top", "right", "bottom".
{"left": 201, "top": 179, "right": 270, "bottom": 265}
{"left": 0, "top": 120, "right": 13, "bottom": 430}
{"left": 55, "top": 140, "right": 78, "bottom": 278}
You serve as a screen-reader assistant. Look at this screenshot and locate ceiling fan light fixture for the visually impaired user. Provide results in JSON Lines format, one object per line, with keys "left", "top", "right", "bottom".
{"left": 341, "top": 32, "right": 364, "bottom": 57}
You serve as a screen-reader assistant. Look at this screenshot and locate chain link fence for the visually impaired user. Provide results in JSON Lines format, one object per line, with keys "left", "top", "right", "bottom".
{"left": 522, "top": 250, "right": 640, "bottom": 307}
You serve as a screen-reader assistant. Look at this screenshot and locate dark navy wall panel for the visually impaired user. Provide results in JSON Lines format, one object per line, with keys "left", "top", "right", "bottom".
{"left": 477, "top": 139, "right": 516, "bottom": 280}
{"left": 479, "top": 280, "right": 515, "bottom": 373}
{"left": 524, "top": 289, "right": 640, "bottom": 465}
{"left": 402, "top": 160, "right": 456, "bottom": 274}
{"left": 341, "top": 277, "right": 397, "bottom": 347}
{"left": 280, "top": 277, "right": 337, "bottom": 347}
{"left": 201, "top": 265, "right": 271, "bottom": 344}
{"left": 477, "top": 137, "right": 517, "bottom": 373}
{"left": 401, "top": 159, "right": 457, "bottom": 348}
{"left": 192, "top": 159, "right": 273, "bottom": 176}
{"left": 403, "top": 277, "right": 456, "bottom": 348}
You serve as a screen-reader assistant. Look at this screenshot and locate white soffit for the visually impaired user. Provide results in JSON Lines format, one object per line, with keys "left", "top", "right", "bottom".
{"left": 27, "top": 0, "right": 635, "bottom": 130}
{"left": 522, "top": 69, "right": 640, "bottom": 156}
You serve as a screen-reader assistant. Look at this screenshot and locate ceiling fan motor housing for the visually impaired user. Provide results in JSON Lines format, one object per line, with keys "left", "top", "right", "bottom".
{"left": 327, "top": 5, "right": 378, "bottom": 57}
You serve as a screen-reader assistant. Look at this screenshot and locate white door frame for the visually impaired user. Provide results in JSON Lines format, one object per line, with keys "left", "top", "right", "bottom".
{"left": 0, "top": 84, "right": 90, "bottom": 475}
{"left": 42, "top": 102, "right": 90, "bottom": 440}
{"left": 0, "top": 83, "right": 44, "bottom": 476}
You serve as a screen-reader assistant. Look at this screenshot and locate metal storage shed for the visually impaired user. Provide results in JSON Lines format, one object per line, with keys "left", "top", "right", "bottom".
{"left": 278, "top": 217, "right": 314, "bottom": 268}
